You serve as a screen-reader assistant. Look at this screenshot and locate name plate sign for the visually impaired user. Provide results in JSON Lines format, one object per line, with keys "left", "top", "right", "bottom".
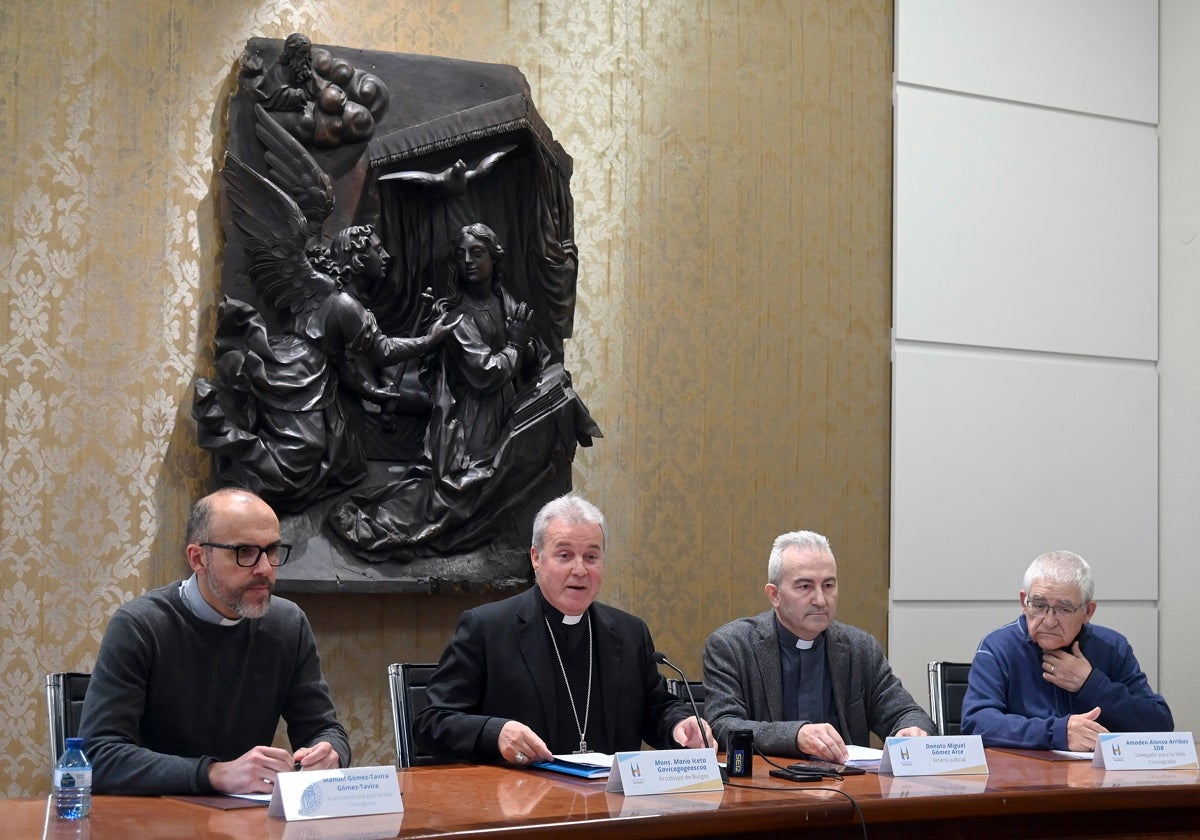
{"left": 605, "top": 748, "right": 723, "bottom": 796}
{"left": 879, "top": 736, "right": 988, "bottom": 776}
{"left": 268, "top": 766, "right": 403, "bottom": 821}
{"left": 1091, "top": 732, "right": 1198, "bottom": 770}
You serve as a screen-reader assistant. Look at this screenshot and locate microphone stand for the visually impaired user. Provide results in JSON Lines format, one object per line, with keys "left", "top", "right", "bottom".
{"left": 653, "top": 651, "right": 727, "bottom": 782}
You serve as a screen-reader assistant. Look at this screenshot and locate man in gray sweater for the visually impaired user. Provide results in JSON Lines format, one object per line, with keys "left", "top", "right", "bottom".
{"left": 704, "top": 530, "right": 932, "bottom": 762}
{"left": 79, "top": 488, "right": 349, "bottom": 795}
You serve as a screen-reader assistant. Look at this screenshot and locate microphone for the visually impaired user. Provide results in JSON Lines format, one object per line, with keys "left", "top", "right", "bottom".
{"left": 653, "top": 651, "right": 711, "bottom": 750}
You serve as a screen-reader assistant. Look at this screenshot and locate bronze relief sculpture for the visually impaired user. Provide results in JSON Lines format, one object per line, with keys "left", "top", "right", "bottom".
{"left": 194, "top": 36, "right": 599, "bottom": 592}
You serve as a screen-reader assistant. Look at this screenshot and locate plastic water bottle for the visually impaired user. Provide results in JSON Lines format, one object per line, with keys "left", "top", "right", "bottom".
{"left": 53, "top": 737, "right": 92, "bottom": 820}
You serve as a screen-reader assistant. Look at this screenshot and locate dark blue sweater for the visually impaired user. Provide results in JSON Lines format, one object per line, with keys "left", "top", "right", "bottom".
{"left": 961, "top": 615, "right": 1172, "bottom": 749}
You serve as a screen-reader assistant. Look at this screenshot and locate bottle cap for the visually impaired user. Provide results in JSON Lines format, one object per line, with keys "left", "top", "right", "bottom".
{"left": 64, "top": 737, "right": 84, "bottom": 750}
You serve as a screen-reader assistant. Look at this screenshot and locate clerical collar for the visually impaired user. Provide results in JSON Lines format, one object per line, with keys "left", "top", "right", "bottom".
{"left": 775, "top": 614, "right": 819, "bottom": 650}
{"left": 536, "top": 588, "right": 587, "bottom": 624}
{"left": 179, "top": 574, "right": 242, "bottom": 627}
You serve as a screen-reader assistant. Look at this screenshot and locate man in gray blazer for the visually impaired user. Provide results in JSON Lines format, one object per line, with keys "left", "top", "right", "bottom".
{"left": 703, "top": 530, "right": 932, "bottom": 762}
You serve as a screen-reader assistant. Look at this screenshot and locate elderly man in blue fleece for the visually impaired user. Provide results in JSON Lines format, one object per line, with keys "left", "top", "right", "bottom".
{"left": 962, "top": 550, "right": 1172, "bottom": 751}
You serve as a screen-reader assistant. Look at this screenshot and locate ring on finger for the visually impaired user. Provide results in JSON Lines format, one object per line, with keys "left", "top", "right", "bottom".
{"left": 514, "top": 751, "right": 528, "bottom": 764}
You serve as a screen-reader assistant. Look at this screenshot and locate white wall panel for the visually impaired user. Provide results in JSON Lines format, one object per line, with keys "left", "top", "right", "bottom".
{"left": 1158, "top": 0, "right": 1200, "bottom": 738}
{"left": 894, "top": 87, "right": 1157, "bottom": 360}
{"left": 889, "top": 604, "right": 1161, "bottom": 720}
{"left": 896, "top": 0, "right": 1158, "bottom": 123}
{"left": 891, "top": 346, "right": 1157, "bottom": 601}
{"left": 891, "top": 1, "right": 1160, "bottom": 694}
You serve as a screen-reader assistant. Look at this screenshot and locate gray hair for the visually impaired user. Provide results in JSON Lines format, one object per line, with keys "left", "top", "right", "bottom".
{"left": 1023, "top": 550, "right": 1094, "bottom": 603}
{"left": 767, "top": 530, "right": 833, "bottom": 585}
{"left": 531, "top": 494, "right": 607, "bottom": 552}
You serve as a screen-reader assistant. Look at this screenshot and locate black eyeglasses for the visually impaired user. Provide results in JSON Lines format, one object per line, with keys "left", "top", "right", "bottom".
{"left": 200, "top": 542, "right": 292, "bottom": 567}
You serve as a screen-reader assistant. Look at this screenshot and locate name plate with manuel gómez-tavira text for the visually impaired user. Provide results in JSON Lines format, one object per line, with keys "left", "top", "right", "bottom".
{"left": 1092, "top": 732, "right": 1198, "bottom": 770}
{"left": 267, "top": 766, "right": 403, "bottom": 821}
{"left": 605, "top": 748, "right": 723, "bottom": 796}
{"left": 879, "top": 736, "right": 988, "bottom": 776}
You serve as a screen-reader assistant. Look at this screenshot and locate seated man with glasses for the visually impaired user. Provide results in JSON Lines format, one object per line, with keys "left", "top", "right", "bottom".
{"left": 80, "top": 487, "right": 349, "bottom": 795}
{"left": 961, "top": 550, "right": 1172, "bottom": 751}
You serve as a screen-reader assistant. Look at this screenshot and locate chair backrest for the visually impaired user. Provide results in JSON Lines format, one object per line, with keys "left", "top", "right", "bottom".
{"left": 665, "top": 678, "right": 706, "bottom": 719}
{"left": 388, "top": 663, "right": 442, "bottom": 768}
{"left": 46, "top": 672, "right": 91, "bottom": 765}
{"left": 927, "top": 661, "right": 972, "bottom": 736}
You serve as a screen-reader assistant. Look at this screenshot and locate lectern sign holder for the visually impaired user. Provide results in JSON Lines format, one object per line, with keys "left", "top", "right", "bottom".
{"left": 1092, "top": 732, "right": 1198, "bottom": 770}
{"left": 268, "top": 766, "right": 404, "bottom": 821}
{"left": 605, "top": 748, "right": 723, "bottom": 796}
{"left": 879, "top": 736, "right": 988, "bottom": 776}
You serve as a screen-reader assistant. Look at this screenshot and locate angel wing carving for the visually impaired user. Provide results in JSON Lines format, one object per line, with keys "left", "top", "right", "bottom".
{"left": 221, "top": 150, "right": 336, "bottom": 315}
{"left": 252, "top": 103, "right": 336, "bottom": 247}
{"left": 378, "top": 144, "right": 518, "bottom": 196}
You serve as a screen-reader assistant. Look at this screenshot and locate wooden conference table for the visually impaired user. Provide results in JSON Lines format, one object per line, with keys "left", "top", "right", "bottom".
{"left": 5, "top": 749, "right": 1200, "bottom": 839}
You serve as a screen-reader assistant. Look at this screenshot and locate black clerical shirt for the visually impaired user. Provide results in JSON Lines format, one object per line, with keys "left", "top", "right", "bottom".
{"left": 776, "top": 615, "right": 837, "bottom": 729}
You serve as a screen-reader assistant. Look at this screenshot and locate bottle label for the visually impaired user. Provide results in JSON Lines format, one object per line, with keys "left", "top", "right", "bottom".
{"left": 54, "top": 769, "right": 92, "bottom": 788}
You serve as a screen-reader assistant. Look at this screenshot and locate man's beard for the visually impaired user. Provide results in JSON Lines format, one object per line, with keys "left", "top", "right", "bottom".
{"left": 205, "top": 558, "right": 273, "bottom": 619}
{"left": 288, "top": 55, "right": 313, "bottom": 83}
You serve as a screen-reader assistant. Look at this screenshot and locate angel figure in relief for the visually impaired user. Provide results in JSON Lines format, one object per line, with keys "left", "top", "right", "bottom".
{"left": 193, "top": 106, "right": 458, "bottom": 512}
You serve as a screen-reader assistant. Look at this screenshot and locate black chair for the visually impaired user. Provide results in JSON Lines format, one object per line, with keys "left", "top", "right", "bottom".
{"left": 927, "top": 661, "right": 971, "bottom": 736}
{"left": 46, "top": 672, "right": 91, "bottom": 764}
{"left": 665, "top": 678, "right": 706, "bottom": 719}
{"left": 388, "top": 663, "right": 446, "bottom": 768}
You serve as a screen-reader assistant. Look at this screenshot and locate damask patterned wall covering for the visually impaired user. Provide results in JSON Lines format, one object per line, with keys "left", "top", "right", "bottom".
{"left": 0, "top": 0, "right": 892, "bottom": 796}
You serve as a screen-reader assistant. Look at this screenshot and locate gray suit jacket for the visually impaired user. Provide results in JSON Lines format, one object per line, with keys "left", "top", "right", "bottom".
{"left": 703, "top": 610, "right": 934, "bottom": 756}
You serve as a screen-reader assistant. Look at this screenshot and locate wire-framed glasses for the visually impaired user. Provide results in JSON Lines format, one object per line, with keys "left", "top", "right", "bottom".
{"left": 1024, "top": 598, "right": 1084, "bottom": 619}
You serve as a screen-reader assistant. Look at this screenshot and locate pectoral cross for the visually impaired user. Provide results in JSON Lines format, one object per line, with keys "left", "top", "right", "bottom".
{"left": 574, "top": 740, "right": 588, "bottom": 754}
